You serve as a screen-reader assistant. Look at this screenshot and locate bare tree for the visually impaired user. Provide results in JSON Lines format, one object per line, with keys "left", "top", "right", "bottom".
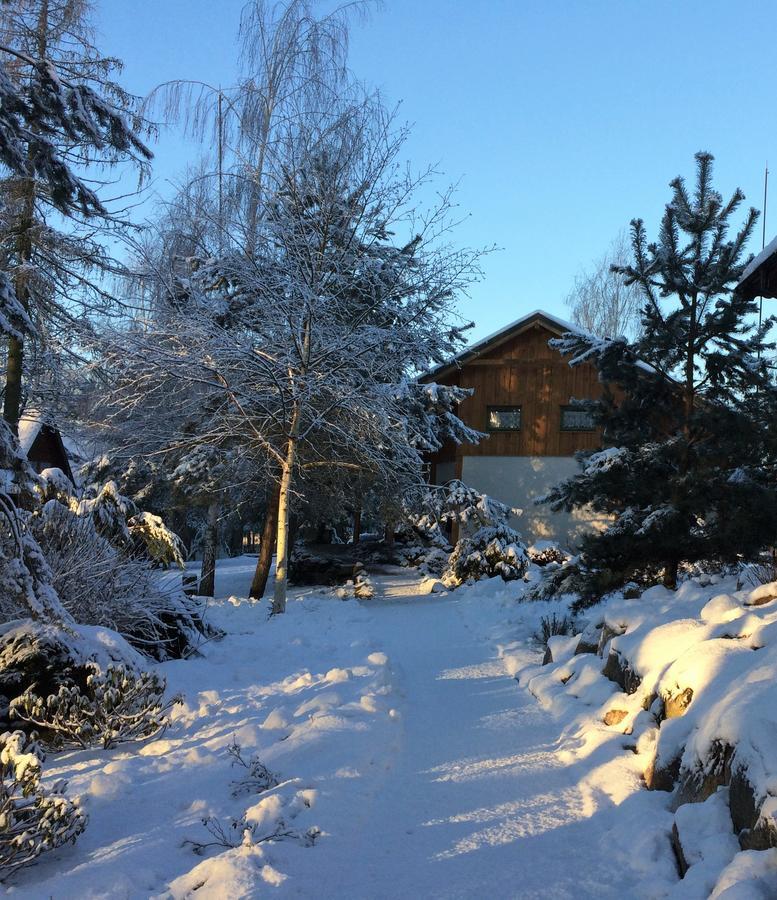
{"left": 564, "top": 231, "right": 643, "bottom": 339}
{"left": 101, "top": 96, "right": 482, "bottom": 614}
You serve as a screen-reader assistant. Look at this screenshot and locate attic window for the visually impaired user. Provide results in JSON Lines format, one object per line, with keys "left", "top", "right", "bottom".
{"left": 560, "top": 405, "right": 596, "bottom": 432}
{"left": 487, "top": 405, "right": 521, "bottom": 431}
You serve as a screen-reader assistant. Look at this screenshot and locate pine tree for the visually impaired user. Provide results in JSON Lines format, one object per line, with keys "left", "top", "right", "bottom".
{"left": 544, "top": 152, "right": 777, "bottom": 595}
{"left": 0, "top": 0, "right": 151, "bottom": 427}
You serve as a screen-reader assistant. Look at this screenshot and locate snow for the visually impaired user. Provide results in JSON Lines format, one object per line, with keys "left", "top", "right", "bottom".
{"left": 16, "top": 410, "right": 43, "bottom": 455}
{"left": 7, "top": 558, "right": 777, "bottom": 897}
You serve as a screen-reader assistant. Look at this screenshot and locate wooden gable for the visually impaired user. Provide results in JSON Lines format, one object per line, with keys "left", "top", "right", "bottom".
{"left": 424, "top": 312, "right": 606, "bottom": 475}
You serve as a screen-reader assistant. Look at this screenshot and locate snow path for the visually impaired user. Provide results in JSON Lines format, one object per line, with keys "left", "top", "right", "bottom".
{"left": 309, "top": 583, "right": 649, "bottom": 899}
{"left": 13, "top": 560, "right": 674, "bottom": 898}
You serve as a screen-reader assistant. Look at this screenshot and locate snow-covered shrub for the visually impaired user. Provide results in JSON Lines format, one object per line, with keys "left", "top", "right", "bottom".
{"left": 0, "top": 730, "right": 86, "bottom": 881}
{"left": 0, "top": 506, "right": 72, "bottom": 626}
{"left": 393, "top": 540, "right": 451, "bottom": 575}
{"left": 528, "top": 541, "right": 570, "bottom": 568}
{"left": 127, "top": 511, "right": 185, "bottom": 568}
{"left": 75, "top": 480, "right": 135, "bottom": 548}
{"left": 186, "top": 813, "right": 319, "bottom": 856}
{"left": 443, "top": 523, "right": 529, "bottom": 585}
{"left": 30, "top": 501, "right": 212, "bottom": 660}
{"left": 0, "top": 622, "right": 92, "bottom": 729}
{"left": 10, "top": 664, "right": 180, "bottom": 749}
{"left": 411, "top": 479, "right": 529, "bottom": 586}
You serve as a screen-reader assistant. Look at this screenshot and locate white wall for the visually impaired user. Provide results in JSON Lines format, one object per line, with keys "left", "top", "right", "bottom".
{"left": 460, "top": 455, "right": 607, "bottom": 549}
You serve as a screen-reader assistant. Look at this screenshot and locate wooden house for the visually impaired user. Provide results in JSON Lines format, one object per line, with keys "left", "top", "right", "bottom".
{"left": 422, "top": 309, "right": 609, "bottom": 547}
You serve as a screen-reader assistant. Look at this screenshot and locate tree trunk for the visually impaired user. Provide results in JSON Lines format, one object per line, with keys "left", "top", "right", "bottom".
{"left": 199, "top": 500, "right": 219, "bottom": 597}
{"left": 5, "top": 186, "right": 35, "bottom": 428}
{"left": 384, "top": 521, "right": 394, "bottom": 546}
{"left": 352, "top": 504, "right": 362, "bottom": 545}
{"left": 250, "top": 484, "right": 280, "bottom": 599}
{"left": 663, "top": 559, "right": 678, "bottom": 590}
{"left": 4, "top": 3, "right": 47, "bottom": 428}
{"left": 3, "top": 335, "right": 24, "bottom": 428}
{"left": 271, "top": 440, "right": 297, "bottom": 615}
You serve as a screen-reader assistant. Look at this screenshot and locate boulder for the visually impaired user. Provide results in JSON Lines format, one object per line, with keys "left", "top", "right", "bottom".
{"left": 575, "top": 621, "right": 602, "bottom": 656}
{"left": 602, "top": 649, "right": 642, "bottom": 694}
{"left": 663, "top": 686, "right": 694, "bottom": 719}
{"left": 597, "top": 622, "right": 626, "bottom": 657}
{"left": 729, "top": 767, "right": 777, "bottom": 851}
{"left": 745, "top": 581, "right": 777, "bottom": 607}
{"left": 603, "top": 708, "right": 628, "bottom": 727}
{"left": 645, "top": 752, "right": 682, "bottom": 792}
{"left": 673, "top": 741, "right": 735, "bottom": 807}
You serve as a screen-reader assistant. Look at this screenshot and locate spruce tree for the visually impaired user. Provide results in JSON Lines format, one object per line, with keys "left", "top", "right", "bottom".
{"left": 0, "top": 0, "right": 151, "bottom": 427}
{"left": 544, "top": 152, "right": 777, "bottom": 595}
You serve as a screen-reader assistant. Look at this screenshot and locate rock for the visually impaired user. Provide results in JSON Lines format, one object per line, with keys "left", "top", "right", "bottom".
{"left": 422, "top": 579, "right": 445, "bottom": 594}
{"left": 597, "top": 623, "right": 626, "bottom": 658}
{"left": 645, "top": 752, "right": 682, "bottom": 792}
{"left": 673, "top": 741, "right": 735, "bottom": 807}
{"left": 602, "top": 649, "right": 642, "bottom": 694}
{"left": 575, "top": 622, "right": 601, "bottom": 656}
{"left": 542, "top": 646, "right": 553, "bottom": 665}
{"left": 745, "top": 581, "right": 777, "bottom": 607}
{"left": 603, "top": 709, "right": 628, "bottom": 727}
{"left": 663, "top": 686, "right": 694, "bottom": 719}
{"left": 671, "top": 790, "right": 740, "bottom": 880}
{"left": 670, "top": 822, "right": 689, "bottom": 877}
{"left": 729, "top": 766, "right": 777, "bottom": 851}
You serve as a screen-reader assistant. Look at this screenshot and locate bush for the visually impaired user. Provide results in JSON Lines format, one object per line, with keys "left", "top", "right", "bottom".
{"left": 0, "top": 730, "right": 86, "bottom": 881}
{"left": 10, "top": 665, "right": 180, "bottom": 749}
{"left": 535, "top": 613, "right": 573, "bottom": 645}
{"left": 443, "top": 523, "right": 529, "bottom": 585}
{"left": 527, "top": 542, "right": 570, "bottom": 567}
{"left": 128, "top": 511, "right": 185, "bottom": 568}
{"left": 31, "top": 501, "right": 213, "bottom": 660}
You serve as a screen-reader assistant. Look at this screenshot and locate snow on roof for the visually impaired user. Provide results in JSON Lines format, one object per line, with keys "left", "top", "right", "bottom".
{"left": 425, "top": 309, "right": 585, "bottom": 378}
{"left": 17, "top": 410, "right": 44, "bottom": 454}
{"left": 739, "top": 234, "right": 777, "bottom": 285}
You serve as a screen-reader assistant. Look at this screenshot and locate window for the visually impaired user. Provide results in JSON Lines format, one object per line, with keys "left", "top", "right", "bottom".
{"left": 560, "top": 405, "right": 596, "bottom": 432}
{"left": 487, "top": 405, "right": 521, "bottom": 431}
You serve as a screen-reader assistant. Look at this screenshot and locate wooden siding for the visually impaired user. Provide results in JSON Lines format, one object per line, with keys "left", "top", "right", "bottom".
{"left": 427, "top": 318, "right": 605, "bottom": 479}
{"left": 27, "top": 426, "right": 74, "bottom": 480}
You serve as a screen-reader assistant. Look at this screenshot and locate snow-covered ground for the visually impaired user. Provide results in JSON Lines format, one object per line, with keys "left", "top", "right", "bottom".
{"left": 7, "top": 558, "right": 776, "bottom": 897}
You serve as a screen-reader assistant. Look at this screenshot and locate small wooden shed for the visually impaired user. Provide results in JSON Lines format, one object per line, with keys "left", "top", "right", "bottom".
{"left": 17, "top": 412, "right": 75, "bottom": 483}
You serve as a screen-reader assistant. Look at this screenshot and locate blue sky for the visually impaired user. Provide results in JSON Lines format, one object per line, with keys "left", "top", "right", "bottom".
{"left": 98, "top": 0, "right": 777, "bottom": 341}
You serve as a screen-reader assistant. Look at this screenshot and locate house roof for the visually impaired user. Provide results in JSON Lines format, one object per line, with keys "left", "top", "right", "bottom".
{"left": 738, "top": 236, "right": 777, "bottom": 300}
{"left": 17, "top": 410, "right": 44, "bottom": 454}
{"left": 423, "top": 309, "right": 583, "bottom": 381}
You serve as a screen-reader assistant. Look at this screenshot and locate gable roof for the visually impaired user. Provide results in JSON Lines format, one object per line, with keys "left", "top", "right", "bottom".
{"left": 423, "top": 309, "right": 582, "bottom": 381}
{"left": 17, "top": 410, "right": 75, "bottom": 482}
{"left": 17, "top": 411, "right": 44, "bottom": 454}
